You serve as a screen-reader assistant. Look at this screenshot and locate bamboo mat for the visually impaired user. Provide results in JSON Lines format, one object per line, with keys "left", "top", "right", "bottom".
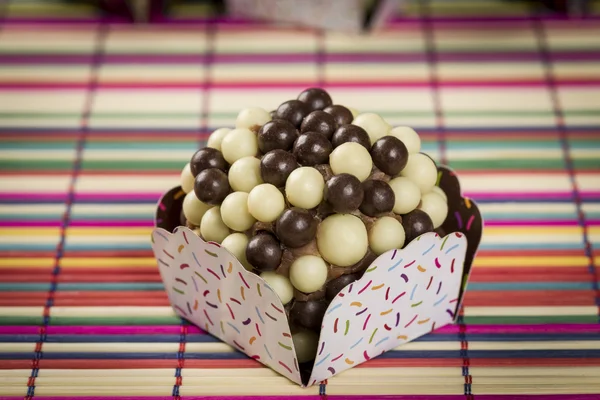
{"left": 1, "top": 1, "right": 600, "bottom": 399}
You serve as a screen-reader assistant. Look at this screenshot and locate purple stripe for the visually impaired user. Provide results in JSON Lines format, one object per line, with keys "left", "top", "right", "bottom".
{"left": 0, "top": 326, "right": 205, "bottom": 335}
{"left": 5, "top": 396, "right": 600, "bottom": 400}
{"left": 0, "top": 220, "right": 153, "bottom": 227}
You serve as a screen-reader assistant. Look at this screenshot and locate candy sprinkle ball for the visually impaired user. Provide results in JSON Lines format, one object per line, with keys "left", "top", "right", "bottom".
{"left": 175, "top": 88, "right": 449, "bottom": 371}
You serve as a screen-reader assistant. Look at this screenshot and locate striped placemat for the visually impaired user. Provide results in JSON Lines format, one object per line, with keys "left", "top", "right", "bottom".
{"left": 0, "top": 1, "right": 599, "bottom": 399}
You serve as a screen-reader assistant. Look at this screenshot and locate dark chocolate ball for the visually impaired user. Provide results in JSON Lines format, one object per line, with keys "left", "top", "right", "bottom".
{"left": 260, "top": 149, "right": 299, "bottom": 188}
{"left": 293, "top": 132, "right": 332, "bottom": 166}
{"left": 290, "top": 299, "right": 329, "bottom": 331}
{"left": 179, "top": 209, "right": 187, "bottom": 226}
{"left": 275, "top": 100, "right": 310, "bottom": 128}
{"left": 326, "top": 274, "right": 359, "bottom": 300}
{"left": 324, "top": 105, "right": 354, "bottom": 126}
{"left": 300, "top": 110, "right": 337, "bottom": 139}
{"left": 402, "top": 209, "right": 434, "bottom": 244}
{"left": 193, "top": 168, "right": 230, "bottom": 205}
{"left": 246, "top": 233, "right": 282, "bottom": 272}
{"left": 331, "top": 124, "right": 371, "bottom": 150}
{"left": 190, "top": 148, "right": 227, "bottom": 177}
{"left": 360, "top": 179, "right": 395, "bottom": 217}
{"left": 370, "top": 136, "right": 409, "bottom": 176}
{"left": 257, "top": 119, "right": 298, "bottom": 153}
{"left": 297, "top": 88, "right": 333, "bottom": 111}
{"left": 275, "top": 208, "right": 318, "bottom": 248}
{"left": 324, "top": 173, "right": 364, "bottom": 213}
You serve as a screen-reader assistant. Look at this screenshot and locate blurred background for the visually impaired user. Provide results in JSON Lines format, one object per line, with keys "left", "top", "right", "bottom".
{"left": 1, "top": 0, "right": 600, "bottom": 398}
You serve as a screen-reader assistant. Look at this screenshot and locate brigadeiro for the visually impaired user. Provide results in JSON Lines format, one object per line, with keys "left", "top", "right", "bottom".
{"left": 257, "top": 119, "right": 298, "bottom": 153}
{"left": 359, "top": 179, "right": 395, "bottom": 217}
{"left": 275, "top": 208, "right": 318, "bottom": 248}
{"left": 300, "top": 110, "right": 337, "bottom": 139}
{"left": 260, "top": 149, "right": 299, "bottom": 188}
{"left": 297, "top": 88, "right": 333, "bottom": 111}
{"left": 293, "top": 132, "right": 333, "bottom": 166}
{"left": 402, "top": 209, "right": 434, "bottom": 244}
{"left": 246, "top": 232, "right": 282, "bottom": 272}
{"left": 324, "top": 173, "right": 364, "bottom": 213}
{"left": 193, "top": 168, "right": 230, "bottom": 205}
{"left": 331, "top": 124, "right": 371, "bottom": 150}
{"left": 290, "top": 299, "right": 329, "bottom": 331}
{"left": 324, "top": 105, "right": 354, "bottom": 126}
{"left": 370, "top": 136, "right": 409, "bottom": 176}
{"left": 275, "top": 100, "right": 310, "bottom": 128}
{"left": 190, "top": 147, "right": 227, "bottom": 176}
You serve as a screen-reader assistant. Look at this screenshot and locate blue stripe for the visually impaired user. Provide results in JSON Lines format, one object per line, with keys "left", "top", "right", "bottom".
{"left": 1, "top": 332, "right": 599, "bottom": 343}
{"left": 2, "top": 349, "right": 600, "bottom": 360}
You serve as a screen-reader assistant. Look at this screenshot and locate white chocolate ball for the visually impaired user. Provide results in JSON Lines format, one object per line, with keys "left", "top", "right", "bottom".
{"left": 228, "top": 156, "right": 263, "bottom": 193}
{"left": 390, "top": 126, "right": 421, "bottom": 154}
{"left": 399, "top": 153, "right": 438, "bottom": 194}
{"left": 206, "top": 128, "right": 231, "bottom": 151}
{"left": 260, "top": 271, "right": 294, "bottom": 305}
{"left": 388, "top": 177, "right": 421, "bottom": 214}
{"left": 235, "top": 107, "right": 271, "bottom": 130}
{"left": 329, "top": 142, "right": 373, "bottom": 182}
{"left": 220, "top": 192, "right": 256, "bottom": 232}
{"left": 419, "top": 191, "right": 449, "bottom": 229}
{"left": 180, "top": 162, "right": 194, "bottom": 194}
{"left": 200, "top": 207, "right": 230, "bottom": 243}
{"left": 247, "top": 183, "right": 285, "bottom": 223}
{"left": 182, "top": 191, "right": 211, "bottom": 225}
{"left": 352, "top": 112, "right": 391, "bottom": 144}
{"left": 430, "top": 185, "right": 448, "bottom": 203}
{"left": 292, "top": 330, "right": 319, "bottom": 363}
{"left": 285, "top": 167, "right": 325, "bottom": 209}
{"left": 317, "top": 214, "right": 368, "bottom": 267}
{"left": 220, "top": 128, "right": 258, "bottom": 164}
{"left": 221, "top": 232, "right": 252, "bottom": 270}
{"left": 289, "top": 255, "right": 328, "bottom": 293}
{"left": 369, "top": 216, "right": 405, "bottom": 255}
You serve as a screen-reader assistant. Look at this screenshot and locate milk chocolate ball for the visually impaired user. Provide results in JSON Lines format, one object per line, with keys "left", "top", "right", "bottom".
{"left": 275, "top": 100, "right": 310, "bottom": 127}
{"left": 324, "top": 105, "right": 354, "bottom": 126}
{"left": 360, "top": 179, "right": 395, "bottom": 217}
{"left": 190, "top": 148, "right": 227, "bottom": 177}
{"left": 275, "top": 208, "right": 318, "bottom": 248}
{"left": 290, "top": 299, "right": 329, "bottom": 331}
{"left": 246, "top": 233, "right": 282, "bottom": 272}
{"left": 260, "top": 149, "right": 299, "bottom": 188}
{"left": 297, "top": 88, "right": 332, "bottom": 111}
{"left": 193, "top": 168, "right": 230, "bottom": 205}
{"left": 257, "top": 119, "right": 298, "bottom": 153}
{"left": 326, "top": 273, "right": 359, "bottom": 300}
{"left": 300, "top": 110, "right": 337, "bottom": 139}
{"left": 324, "top": 173, "right": 363, "bottom": 213}
{"left": 293, "top": 132, "right": 332, "bottom": 166}
{"left": 331, "top": 124, "right": 370, "bottom": 150}
{"left": 402, "top": 209, "right": 434, "bottom": 244}
{"left": 370, "top": 136, "right": 409, "bottom": 176}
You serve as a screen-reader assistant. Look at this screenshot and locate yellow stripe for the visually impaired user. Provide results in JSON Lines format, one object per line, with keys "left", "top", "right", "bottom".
{"left": 0, "top": 228, "right": 60, "bottom": 236}
{"left": 483, "top": 226, "right": 583, "bottom": 235}
{"left": 0, "top": 258, "right": 157, "bottom": 268}
{"left": 473, "top": 256, "right": 590, "bottom": 268}
{"left": 0, "top": 227, "right": 152, "bottom": 236}
{"left": 0, "top": 258, "right": 55, "bottom": 267}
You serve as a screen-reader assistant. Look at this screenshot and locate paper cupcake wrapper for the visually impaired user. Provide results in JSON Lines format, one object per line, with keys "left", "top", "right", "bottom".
{"left": 151, "top": 165, "right": 483, "bottom": 387}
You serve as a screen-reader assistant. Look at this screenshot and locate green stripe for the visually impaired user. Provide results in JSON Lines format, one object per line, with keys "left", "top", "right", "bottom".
{"left": 0, "top": 160, "right": 75, "bottom": 171}
{"left": 573, "top": 159, "right": 600, "bottom": 169}
{"left": 448, "top": 159, "right": 565, "bottom": 170}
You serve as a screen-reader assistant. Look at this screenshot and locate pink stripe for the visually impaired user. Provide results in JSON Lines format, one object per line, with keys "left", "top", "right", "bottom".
{"left": 435, "top": 324, "right": 600, "bottom": 334}
{"left": 4, "top": 396, "right": 600, "bottom": 400}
